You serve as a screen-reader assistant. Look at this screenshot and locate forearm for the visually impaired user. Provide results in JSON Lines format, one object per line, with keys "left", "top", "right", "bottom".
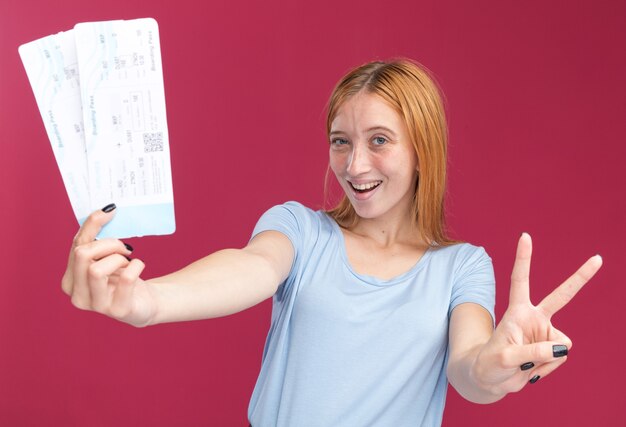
{"left": 146, "top": 248, "right": 281, "bottom": 325}
{"left": 447, "top": 303, "right": 506, "bottom": 404}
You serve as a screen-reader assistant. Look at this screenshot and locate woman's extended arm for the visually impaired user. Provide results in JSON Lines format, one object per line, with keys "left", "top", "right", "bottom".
{"left": 446, "top": 233, "right": 602, "bottom": 403}
{"left": 62, "top": 206, "right": 294, "bottom": 327}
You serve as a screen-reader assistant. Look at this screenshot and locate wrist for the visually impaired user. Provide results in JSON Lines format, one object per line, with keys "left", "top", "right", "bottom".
{"left": 467, "top": 351, "right": 508, "bottom": 403}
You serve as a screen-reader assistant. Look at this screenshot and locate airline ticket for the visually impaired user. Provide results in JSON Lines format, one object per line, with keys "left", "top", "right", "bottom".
{"left": 19, "top": 18, "right": 175, "bottom": 238}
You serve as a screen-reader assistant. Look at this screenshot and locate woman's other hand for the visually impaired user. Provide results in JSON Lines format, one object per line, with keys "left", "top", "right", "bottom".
{"left": 472, "top": 233, "right": 603, "bottom": 396}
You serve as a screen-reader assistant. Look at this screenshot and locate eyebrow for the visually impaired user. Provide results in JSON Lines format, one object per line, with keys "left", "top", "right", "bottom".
{"left": 329, "top": 126, "right": 398, "bottom": 137}
{"left": 365, "top": 126, "right": 397, "bottom": 136}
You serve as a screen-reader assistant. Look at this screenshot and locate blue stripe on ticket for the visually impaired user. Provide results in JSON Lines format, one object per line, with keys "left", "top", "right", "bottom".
{"left": 80, "top": 202, "right": 176, "bottom": 238}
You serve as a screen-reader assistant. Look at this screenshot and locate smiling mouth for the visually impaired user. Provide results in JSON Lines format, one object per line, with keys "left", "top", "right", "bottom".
{"left": 349, "top": 180, "right": 382, "bottom": 193}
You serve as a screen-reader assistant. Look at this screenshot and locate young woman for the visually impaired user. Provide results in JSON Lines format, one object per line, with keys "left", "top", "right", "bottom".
{"left": 62, "top": 59, "right": 602, "bottom": 426}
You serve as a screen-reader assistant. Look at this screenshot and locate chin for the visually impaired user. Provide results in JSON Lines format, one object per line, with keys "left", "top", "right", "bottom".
{"left": 349, "top": 203, "right": 381, "bottom": 220}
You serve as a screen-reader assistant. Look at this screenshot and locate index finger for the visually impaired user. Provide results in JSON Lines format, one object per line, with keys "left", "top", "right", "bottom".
{"left": 538, "top": 255, "right": 603, "bottom": 317}
{"left": 509, "top": 233, "right": 532, "bottom": 305}
{"left": 73, "top": 203, "right": 117, "bottom": 246}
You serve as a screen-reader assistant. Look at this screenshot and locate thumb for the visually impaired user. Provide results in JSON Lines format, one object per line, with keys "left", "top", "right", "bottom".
{"left": 73, "top": 203, "right": 117, "bottom": 246}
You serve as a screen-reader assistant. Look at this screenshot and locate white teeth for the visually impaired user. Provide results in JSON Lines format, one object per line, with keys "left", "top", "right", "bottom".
{"left": 351, "top": 181, "right": 382, "bottom": 190}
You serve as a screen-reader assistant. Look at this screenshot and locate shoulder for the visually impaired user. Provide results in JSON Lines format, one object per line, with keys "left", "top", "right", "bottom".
{"left": 275, "top": 201, "right": 320, "bottom": 219}
{"left": 252, "top": 201, "right": 335, "bottom": 247}
{"left": 257, "top": 201, "right": 329, "bottom": 229}
{"left": 430, "top": 242, "right": 491, "bottom": 264}
{"left": 429, "top": 243, "right": 493, "bottom": 278}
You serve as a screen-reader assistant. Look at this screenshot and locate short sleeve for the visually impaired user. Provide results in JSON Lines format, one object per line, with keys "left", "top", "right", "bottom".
{"left": 449, "top": 245, "right": 496, "bottom": 325}
{"left": 251, "top": 201, "right": 316, "bottom": 257}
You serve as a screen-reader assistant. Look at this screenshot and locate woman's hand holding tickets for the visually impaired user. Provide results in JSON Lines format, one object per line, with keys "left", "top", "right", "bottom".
{"left": 471, "top": 233, "right": 603, "bottom": 395}
{"left": 61, "top": 204, "right": 157, "bottom": 327}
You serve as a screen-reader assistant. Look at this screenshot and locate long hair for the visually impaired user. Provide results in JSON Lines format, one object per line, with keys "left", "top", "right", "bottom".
{"left": 325, "top": 59, "right": 457, "bottom": 246}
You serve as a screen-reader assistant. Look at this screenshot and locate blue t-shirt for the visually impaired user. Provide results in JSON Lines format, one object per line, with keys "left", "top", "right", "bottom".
{"left": 248, "top": 202, "right": 495, "bottom": 427}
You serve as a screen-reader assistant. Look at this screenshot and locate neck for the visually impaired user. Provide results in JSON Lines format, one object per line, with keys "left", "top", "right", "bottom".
{"left": 344, "top": 211, "right": 423, "bottom": 249}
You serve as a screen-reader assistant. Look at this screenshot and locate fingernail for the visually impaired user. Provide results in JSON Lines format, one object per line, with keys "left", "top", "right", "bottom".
{"left": 520, "top": 362, "right": 534, "bottom": 371}
{"left": 553, "top": 345, "right": 568, "bottom": 358}
{"left": 123, "top": 242, "right": 134, "bottom": 252}
{"left": 102, "top": 203, "right": 116, "bottom": 213}
{"left": 529, "top": 375, "right": 541, "bottom": 384}
{"left": 124, "top": 255, "right": 132, "bottom": 262}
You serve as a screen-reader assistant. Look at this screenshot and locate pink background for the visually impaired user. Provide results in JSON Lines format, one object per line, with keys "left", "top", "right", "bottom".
{"left": 1, "top": 0, "right": 624, "bottom": 425}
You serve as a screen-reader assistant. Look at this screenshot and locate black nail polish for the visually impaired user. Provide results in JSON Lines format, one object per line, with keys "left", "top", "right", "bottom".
{"left": 553, "top": 345, "right": 568, "bottom": 358}
{"left": 123, "top": 242, "right": 134, "bottom": 252}
{"left": 529, "top": 375, "right": 541, "bottom": 384}
{"left": 124, "top": 255, "right": 132, "bottom": 262}
{"left": 102, "top": 203, "right": 116, "bottom": 213}
{"left": 520, "top": 362, "right": 534, "bottom": 371}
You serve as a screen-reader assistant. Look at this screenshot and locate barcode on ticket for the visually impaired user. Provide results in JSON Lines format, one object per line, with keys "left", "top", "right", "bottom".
{"left": 143, "top": 132, "right": 164, "bottom": 152}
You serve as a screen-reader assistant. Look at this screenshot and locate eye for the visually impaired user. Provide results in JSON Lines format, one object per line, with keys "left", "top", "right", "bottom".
{"left": 330, "top": 138, "right": 349, "bottom": 146}
{"left": 372, "top": 136, "right": 387, "bottom": 145}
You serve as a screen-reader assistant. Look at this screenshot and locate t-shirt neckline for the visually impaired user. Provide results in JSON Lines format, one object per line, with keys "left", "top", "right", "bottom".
{"left": 323, "top": 212, "right": 433, "bottom": 286}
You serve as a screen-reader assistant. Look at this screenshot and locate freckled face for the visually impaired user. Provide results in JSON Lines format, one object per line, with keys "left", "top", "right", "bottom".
{"left": 329, "top": 92, "right": 419, "bottom": 222}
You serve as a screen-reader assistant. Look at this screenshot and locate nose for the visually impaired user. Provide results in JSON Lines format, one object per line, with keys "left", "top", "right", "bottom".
{"left": 346, "top": 142, "right": 371, "bottom": 176}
